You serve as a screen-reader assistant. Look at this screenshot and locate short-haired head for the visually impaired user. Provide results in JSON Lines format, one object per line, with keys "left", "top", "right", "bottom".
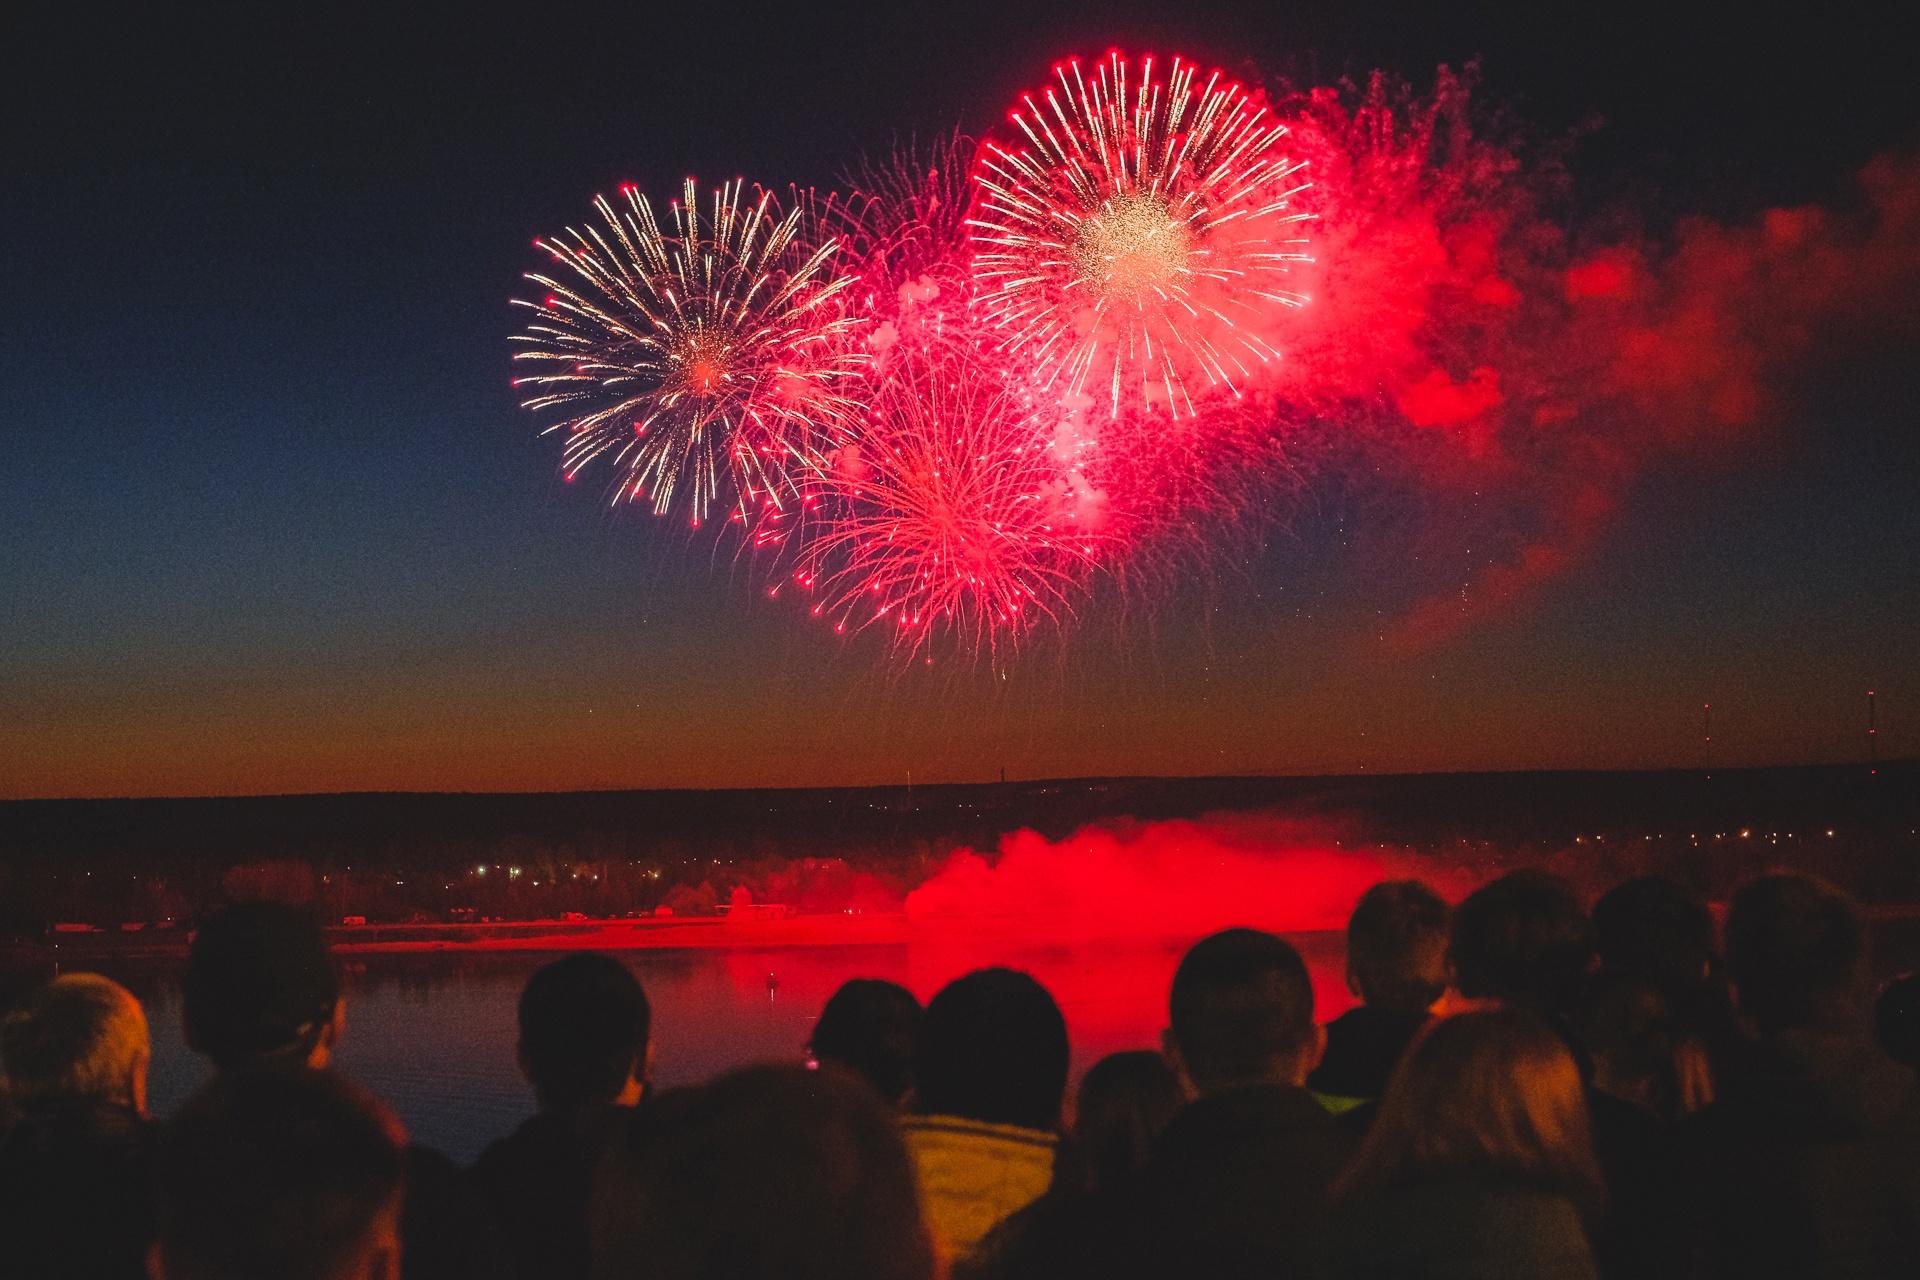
{"left": 809, "top": 978, "right": 922, "bottom": 1105}
{"left": 1593, "top": 876, "right": 1715, "bottom": 994}
{"left": 0, "top": 973, "right": 149, "bottom": 1110}
{"left": 1726, "top": 873, "right": 1866, "bottom": 1035}
{"left": 152, "top": 1068, "right": 406, "bottom": 1280}
{"left": 1450, "top": 871, "right": 1592, "bottom": 1014}
{"left": 1346, "top": 880, "right": 1451, "bottom": 1013}
{"left": 1168, "top": 928, "right": 1319, "bottom": 1094}
{"left": 593, "top": 1064, "right": 934, "bottom": 1280}
{"left": 184, "top": 901, "right": 340, "bottom": 1071}
{"left": 913, "top": 968, "right": 1067, "bottom": 1131}
{"left": 517, "top": 953, "right": 652, "bottom": 1111}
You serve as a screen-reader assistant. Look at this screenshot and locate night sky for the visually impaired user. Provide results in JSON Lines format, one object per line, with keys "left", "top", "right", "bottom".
{"left": 3, "top": 1, "right": 1915, "bottom": 799}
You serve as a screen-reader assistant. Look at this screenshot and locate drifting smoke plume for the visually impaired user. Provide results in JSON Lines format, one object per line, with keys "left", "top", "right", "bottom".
{"left": 1268, "top": 68, "right": 1920, "bottom": 650}
{"left": 904, "top": 811, "right": 1476, "bottom": 937}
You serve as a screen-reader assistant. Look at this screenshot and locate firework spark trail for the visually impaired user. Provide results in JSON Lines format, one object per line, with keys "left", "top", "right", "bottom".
{"left": 820, "top": 133, "right": 983, "bottom": 368}
{"left": 512, "top": 178, "right": 865, "bottom": 527}
{"left": 969, "top": 53, "right": 1316, "bottom": 418}
{"left": 1076, "top": 393, "right": 1309, "bottom": 591}
{"left": 786, "top": 346, "right": 1104, "bottom": 657}
{"left": 831, "top": 132, "right": 1303, "bottom": 599}
{"left": 841, "top": 132, "right": 978, "bottom": 294}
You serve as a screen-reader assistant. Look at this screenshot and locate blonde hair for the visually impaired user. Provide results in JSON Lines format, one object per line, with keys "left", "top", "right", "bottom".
{"left": 1, "top": 973, "right": 149, "bottom": 1106}
{"left": 1334, "top": 1007, "right": 1603, "bottom": 1215}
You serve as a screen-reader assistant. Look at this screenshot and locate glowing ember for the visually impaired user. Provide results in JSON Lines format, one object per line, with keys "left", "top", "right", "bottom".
{"left": 1072, "top": 192, "right": 1193, "bottom": 304}
{"left": 672, "top": 330, "right": 733, "bottom": 396}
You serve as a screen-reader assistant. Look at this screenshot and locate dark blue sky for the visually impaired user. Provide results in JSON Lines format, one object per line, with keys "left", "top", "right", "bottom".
{"left": 2, "top": 1, "right": 1914, "bottom": 797}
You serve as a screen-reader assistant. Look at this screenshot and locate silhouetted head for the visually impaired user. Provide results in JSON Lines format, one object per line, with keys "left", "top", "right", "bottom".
{"left": 1875, "top": 973, "right": 1920, "bottom": 1071}
{"left": 1168, "top": 928, "right": 1321, "bottom": 1093}
{"left": 913, "top": 968, "right": 1068, "bottom": 1131}
{"left": 1346, "top": 880, "right": 1452, "bottom": 1013}
{"left": 1060, "top": 1050, "right": 1183, "bottom": 1194}
{"left": 1335, "top": 1008, "right": 1604, "bottom": 1218}
{"left": 0, "top": 972, "right": 149, "bottom": 1113}
{"left": 518, "top": 952, "right": 652, "bottom": 1111}
{"left": 593, "top": 1064, "right": 934, "bottom": 1280}
{"left": 184, "top": 902, "right": 340, "bottom": 1071}
{"left": 1573, "top": 971, "right": 1681, "bottom": 1116}
{"left": 152, "top": 1068, "right": 406, "bottom": 1280}
{"left": 1593, "top": 876, "right": 1717, "bottom": 995}
{"left": 1726, "top": 873, "right": 1867, "bottom": 1036}
{"left": 1450, "top": 871, "right": 1592, "bottom": 1015}
{"left": 809, "top": 978, "right": 922, "bottom": 1105}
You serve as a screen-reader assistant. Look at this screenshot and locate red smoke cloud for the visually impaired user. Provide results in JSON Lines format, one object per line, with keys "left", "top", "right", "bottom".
{"left": 1258, "top": 70, "right": 1920, "bottom": 649}
{"left": 904, "top": 811, "right": 1473, "bottom": 938}
{"left": 1395, "top": 366, "right": 1504, "bottom": 430}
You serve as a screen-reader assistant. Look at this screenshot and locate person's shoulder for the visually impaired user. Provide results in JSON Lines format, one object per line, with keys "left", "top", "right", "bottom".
{"left": 408, "top": 1141, "right": 468, "bottom": 1189}
{"left": 1331, "top": 1180, "right": 1596, "bottom": 1278}
{"left": 1329, "top": 1004, "right": 1427, "bottom": 1036}
{"left": 1467, "top": 1179, "right": 1589, "bottom": 1228}
{"left": 1177, "top": 1083, "right": 1335, "bottom": 1126}
{"left": 901, "top": 1114, "right": 1060, "bottom": 1151}
{"left": 408, "top": 1141, "right": 516, "bottom": 1280}
{"left": 1313, "top": 1007, "right": 1427, "bottom": 1099}
{"left": 1159, "top": 1085, "right": 1333, "bottom": 1155}
{"left": 1585, "top": 1086, "right": 1671, "bottom": 1168}
{"left": 1675, "top": 1090, "right": 1740, "bottom": 1144}
{"left": 0, "top": 1099, "right": 151, "bottom": 1170}
{"left": 1321, "top": 1005, "right": 1369, "bottom": 1035}
{"left": 1149, "top": 1086, "right": 1353, "bottom": 1186}
{"left": 964, "top": 1185, "right": 1139, "bottom": 1280}
{"left": 1146, "top": 1088, "right": 1242, "bottom": 1158}
{"left": 467, "top": 1110, "right": 564, "bottom": 1182}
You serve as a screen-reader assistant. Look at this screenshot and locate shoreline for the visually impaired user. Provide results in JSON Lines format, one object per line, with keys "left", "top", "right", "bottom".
{"left": 27, "top": 901, "right": 1920, "bottom": 962}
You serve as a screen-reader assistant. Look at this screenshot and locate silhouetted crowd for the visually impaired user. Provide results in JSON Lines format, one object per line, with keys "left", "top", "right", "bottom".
{"left": 5, "top": 868, "right": 1920, "bottom": 1279}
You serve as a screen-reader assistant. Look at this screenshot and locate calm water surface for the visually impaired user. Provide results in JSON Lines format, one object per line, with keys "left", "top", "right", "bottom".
{"left": 115, "top": 933, "right": 1354, "bottom": 1163}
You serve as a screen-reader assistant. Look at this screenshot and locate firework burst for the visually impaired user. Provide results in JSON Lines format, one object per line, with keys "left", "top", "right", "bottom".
{"left": 788, "top": 347, "right": 1104, "bottom": 656}
{"left": 512, "top": 179, "right": 864, "bottom": 526}
{"left": 970, "top": 53, "right": 1315, "bottom": 417}
{"left": 841, "top": 132, "right": 978, "bottom": 293}
{"left": 813, "top": 133, "right": 983, "bottom": 368}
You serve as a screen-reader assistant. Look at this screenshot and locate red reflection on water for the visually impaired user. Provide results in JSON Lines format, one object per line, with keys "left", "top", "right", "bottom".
{"left": 716, "top": 932, "right": 1357, "bottom": 1080}
{"left": 700, "top": 812, "right": 1419, "bottom": 1062}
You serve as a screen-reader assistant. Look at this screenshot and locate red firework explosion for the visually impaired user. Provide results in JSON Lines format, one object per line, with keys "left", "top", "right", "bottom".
{"left": 820, "top": 134, "right": 983, "bottom": 369}
{"left": 785, "top": 345, "right": 1103, "bottom": 656}
{"left": 515, "top": 58, "right": 1920, "bottom": 662}
{"left": 970, "top": 53, "right": 1315, "bottom": 417}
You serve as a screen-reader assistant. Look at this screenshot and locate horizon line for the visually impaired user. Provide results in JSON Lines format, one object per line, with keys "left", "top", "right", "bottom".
{"left": 3, "top": 757, "right": 1908, "bottom": 806}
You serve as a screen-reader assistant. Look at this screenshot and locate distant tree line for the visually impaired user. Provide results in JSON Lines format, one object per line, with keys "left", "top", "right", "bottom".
{"left": 0, "top": 765, "right": 1911, "bottom": 938}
